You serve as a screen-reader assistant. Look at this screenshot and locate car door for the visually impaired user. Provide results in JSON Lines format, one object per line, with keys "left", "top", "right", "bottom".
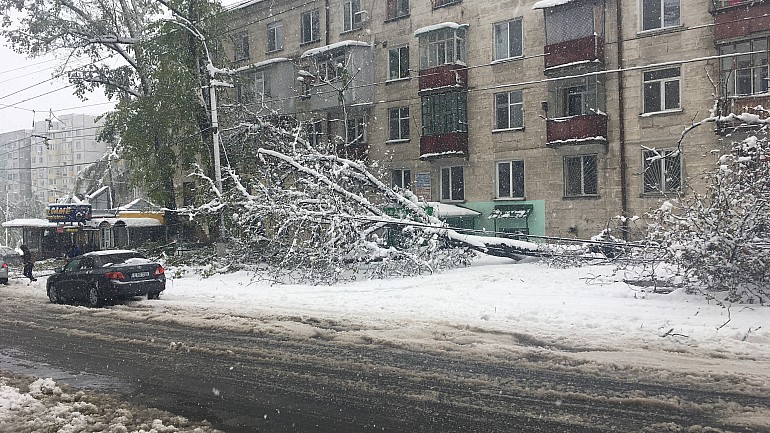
{"left": 56, "top": 258, "right": 83, "bottom": 299}
{"left": 71, "top": 257, "right": 97, "bottom": 301}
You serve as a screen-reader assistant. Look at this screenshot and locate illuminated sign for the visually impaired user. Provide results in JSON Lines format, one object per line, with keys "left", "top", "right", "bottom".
{"left": 47, "top": 204, "right": 93, "bottom": 223}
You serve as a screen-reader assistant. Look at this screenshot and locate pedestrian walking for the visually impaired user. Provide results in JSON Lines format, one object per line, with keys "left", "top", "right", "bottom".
{"left": 20, "top": 245, "right": 37, "bottom": 283}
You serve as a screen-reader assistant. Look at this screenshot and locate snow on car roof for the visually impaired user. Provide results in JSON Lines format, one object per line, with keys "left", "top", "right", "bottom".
{"left": 84, "top": 250, "right": 140, "bottom": 256}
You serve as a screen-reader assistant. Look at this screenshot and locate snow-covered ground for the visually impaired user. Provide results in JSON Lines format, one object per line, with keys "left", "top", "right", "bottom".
{"left": 2, "top": 255, "right": 769, "bottom": 432}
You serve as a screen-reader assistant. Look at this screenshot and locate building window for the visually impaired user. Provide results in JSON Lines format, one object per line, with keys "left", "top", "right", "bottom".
{"left": 643, "top": 67, "right": 680, "bottom": 113}
{"left": 719, "top": 38, "right": 769, "bottom": 97}
{"left": 418, "top": 27, "right": 466, "bottom": 70}
{"left": 389, "top": 107, "right": 410, "bottom": 141}
{"left": 494, "top": 90, "right": 524, "bottom": 130}
{"left": 237, "top": 70, "right": 270, "bottom": 103}
{"left": 233, "top": 31, "right": 249, "bottom": 61}
{"left": 497, "top": 160, "right": 525, "bottom": 199}
{"left": 493, "top": 18, "right": 523, "bottom": 61}
{"left": 387, "top": 0, "right": 409, "bottom": 20}
{"left": 346, "top": 117, "right": 366, "bottom": 144}
{"left": 301, "top": 9, "right": 321, "bottom": 44}
{"left": 392, "top": 169, "right": 412, "bottom": 189}
{"left": 643, "top": 149, "right": 681, "bottom": 194}
{"left": 421, "top": 92, "right": 468, "bottom": 136}
{"left": 641, "top": 0, "right": 680, "bottom": 32}
{"left": 317, "top": 56, "right": 345, "bottom": 82}
{"left": 267, "top": 21, "right": 284, "bottom": 52}
{"left": 542, "top": 1, "right": 604, "bottom": 45}
{"left": 307, "top": 120, "right": 324, "bottom": 147}
{"left": 342, "top": 0, "right": 362, "bottom": 32}
{"left": 441, "top": 166, "right": 464, "bottom": 201}
{"left": 433, "top": 0, "right": 460, "bottom": 8}
{"left": 548, "top": 76, "right": 604, "bottom": 118}
{"left": 388, "top": 46, "right": 410, "bottom": 80}
{"left": 564, "top": 154, "right": 598, "bottom": 197}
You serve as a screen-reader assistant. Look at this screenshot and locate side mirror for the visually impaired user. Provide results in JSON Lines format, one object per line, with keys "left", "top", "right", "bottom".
{"left": 54, "top": 267, "right": 64, "bottom": 273}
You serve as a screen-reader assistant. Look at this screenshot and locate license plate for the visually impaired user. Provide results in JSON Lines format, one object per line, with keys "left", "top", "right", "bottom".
{"left": 132, "top": 271, "right": 150, "bottom": 278}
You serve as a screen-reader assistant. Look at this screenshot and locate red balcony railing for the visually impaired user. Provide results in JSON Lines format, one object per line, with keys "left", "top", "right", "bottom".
{"left": 544, "top": 35, "right": 604, "bottom": 71}
{"left": 546, "top": 114, "right": 608, "bottom": 147}
{"left": 418, "top": 64, "right": 468, "bottom": 92}
{"left": 419, "top": 132, "right": 468, "bottom": 159}
{"left": 713, "top": 2, "right": 770, "bottom": 40}
{"left": 716, "top": 94, "right": 770, "bottom": 133}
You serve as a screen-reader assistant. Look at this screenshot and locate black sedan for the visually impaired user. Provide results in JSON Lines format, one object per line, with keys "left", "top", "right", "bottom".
{"left": 47, "top": 250, "right": 166, "bottom": 307}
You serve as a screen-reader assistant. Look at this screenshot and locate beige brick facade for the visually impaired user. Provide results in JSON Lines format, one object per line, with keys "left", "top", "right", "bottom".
{"left": 225, "top": 0, "right": 766, "bottom": 239}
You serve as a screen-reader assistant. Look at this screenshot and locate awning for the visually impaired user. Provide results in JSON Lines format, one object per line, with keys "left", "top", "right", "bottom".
{"left": 1, "top": 218, "right": 58, "bottom": 228}
{"left": 533, "top": 0, "right": 576, "bottom": 9}
{"left": 88, "top": 217, "right": 163, "bottom": 228}
{"left": 426, "top": 202, "right": 481, "bottom": 218}
{"left": 488, "top": 204, "right": 534, "bottom": 219}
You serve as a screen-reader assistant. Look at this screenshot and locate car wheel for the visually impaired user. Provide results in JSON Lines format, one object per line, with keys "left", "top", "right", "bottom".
{"left": 87, "top": 284, "right": 102, "bottom": 308}
{"left": 47, "top": 285, "right": 61, "bottom": 304}
{"left": 147, "top": 292, "right": 160, "bottom": 300}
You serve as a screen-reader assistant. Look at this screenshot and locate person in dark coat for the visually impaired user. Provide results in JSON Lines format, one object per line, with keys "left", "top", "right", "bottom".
{"left": 66, "top": 243, "right": 82, "bottom": 260}
{"left": 20, "top": 245, "right": 37, "bottom": 283}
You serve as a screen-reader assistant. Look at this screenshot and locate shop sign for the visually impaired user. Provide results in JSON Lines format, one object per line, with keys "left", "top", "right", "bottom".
{"left": 47, "top": 204, "right": 93, "bottom": 223}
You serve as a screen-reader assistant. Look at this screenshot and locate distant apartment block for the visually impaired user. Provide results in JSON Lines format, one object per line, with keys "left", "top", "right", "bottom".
{"left": 29, "top": 114, "right": 108, "bottom": 204}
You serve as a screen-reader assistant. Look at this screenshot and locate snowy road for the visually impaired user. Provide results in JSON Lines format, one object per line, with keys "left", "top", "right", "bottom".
{"left": 2, "top": 265, "right": 769, "bottom": 432}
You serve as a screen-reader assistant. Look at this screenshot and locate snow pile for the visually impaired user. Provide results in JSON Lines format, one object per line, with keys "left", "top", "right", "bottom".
{"left": 0, "top": 376, "right": 221, "bottom": 433}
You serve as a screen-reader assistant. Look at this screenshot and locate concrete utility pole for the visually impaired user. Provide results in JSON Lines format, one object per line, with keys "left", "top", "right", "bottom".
{"left": 94, "top": 3, "right": 227, "bottom": 244}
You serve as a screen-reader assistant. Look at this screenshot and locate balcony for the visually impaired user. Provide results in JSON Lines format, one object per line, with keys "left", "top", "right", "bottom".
{"left": 712, "top": 0, "right": 761, "bottom": 10}
{"left": 419, "top": 132, "right": 468, "bottom": 159}
{"left": 545, "top": 114, "right": 608, "bottom": 147}
{"left": 544, "top": 35, "right": 604, "bottom": 71}
{"left": 712, "top": 1, "right": 770, "bottom": 41}
{"left": 418, "top": 64, "right": 468, "bottom": 92}
{"left": 715, "top": 94, "right": 770, "bottom": 134}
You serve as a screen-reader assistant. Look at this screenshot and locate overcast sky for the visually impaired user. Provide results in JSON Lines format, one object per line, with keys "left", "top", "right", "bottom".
{"left": 0, "top": 1, "right": 248, "bottom": 135}
{"left": 0, "top": 42, "right": 116, "bottom": 134}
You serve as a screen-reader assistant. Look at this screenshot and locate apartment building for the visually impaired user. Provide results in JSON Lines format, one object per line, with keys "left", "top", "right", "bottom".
{"left": 29, "top": 114, "right": 108, "bottom": 204}
{"left": 0, "top": 130, "right": 33, "bottom": 216}
{"left": 224, "top": 0, "right": 767, "bottom": 238}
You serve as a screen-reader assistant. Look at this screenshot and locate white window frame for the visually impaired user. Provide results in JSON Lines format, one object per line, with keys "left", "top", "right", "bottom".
{"left": 342, "top": 0, "right": 362, "bottom": 32}
{"left": 418, "top": 27, "right": 466, "bottom": 70}
{"left": 346, "top": 117, "right": 366, "bottom": 144}
{"left": 719, "top": 38, "right": 769, "bottom": 97}
{"left": 386, "top": 0, "right": 409, "bottom": 20}
{"left": 643, "top": 66, "right": 681, "bottom": 114}
{"left": 301, "top": 9, "right": 321, "bottom": 44}
{"left": 493, "top": 18, "right": 523, "bottom": 62}
{"left": 388, "top": 46, "right": 410, "bottom": 81}
{"left": 388, "top": 107, "right": 410, "bottom": 141}
{"left": 307, "top": 120, "right": 324, "bottom": 147}
{"left": 642, "top": 148, "right": 682, "bottom": 194}
{"left": 391, "top": 168, "right": 412, "bottom": 190}
{"left": 640, "top": 0, "right": 680, "bottom": 32}
{"left": 496, "top": 160, "right": 525, "bottom": 199}
{"left": 564, "top": 154, "right": 598, "bottom": 197}
{"left": 440, "top": 165, "right": 465, "bottom": 202}
{"left": 233, "top": 31, "right": 249, "bottom": 61}
{"left": 494, "top": 90, "right": 524, "bottom": 131}
{"left": 267, "top": 21, "right": 284, "bottom": 52}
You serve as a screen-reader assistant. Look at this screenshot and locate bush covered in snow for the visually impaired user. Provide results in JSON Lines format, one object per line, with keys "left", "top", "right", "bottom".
{"left": 646, "top": 133, "right": 770, "bottom": 304}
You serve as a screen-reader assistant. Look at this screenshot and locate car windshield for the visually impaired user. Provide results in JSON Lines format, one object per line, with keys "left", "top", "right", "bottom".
{"left": 96, "top": 253, "right": 148, "bottom": 267}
